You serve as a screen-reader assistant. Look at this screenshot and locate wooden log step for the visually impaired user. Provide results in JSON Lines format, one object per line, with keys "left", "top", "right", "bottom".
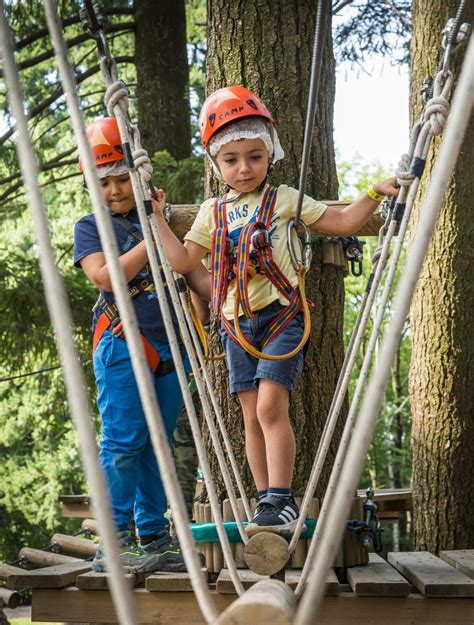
{"left": 76, "top": 570, "right": 144, "bottom": 590}
{"left": 215, "top": 579, "right": 296, "bottom": 625}
{"left": 388, "top": 551, "right": 474, "bottom": 597}
{"left": 216, "top": 568, "right": 268, "bottom": 594}
{"left": 145, "top": 568, "right": 207, "bottom": 592}
{"left": 0, "top": 563, "right": 26, "bottom": 582}
{"left": 284, "top": 568, "right": 339, "bottom": 595}
{"left": 7, "top": 561, "right": 92, "bottom": 589}
{"left": 51, "top": 533, "right": 97, "bottom": 558}
{"left": 347, "top": 552, "right": 410, "bottom": 596}
{"left": 81, "top": 518, "right": 100, "bottom": 536}
{"left": 440, "top": 550, "right": 474, "bottom": 579}
{"left": 19, "top": 547, "right": 82, "bottom": 568}
{"left": 0, "top": 586, "right": 21, "bottom": 609}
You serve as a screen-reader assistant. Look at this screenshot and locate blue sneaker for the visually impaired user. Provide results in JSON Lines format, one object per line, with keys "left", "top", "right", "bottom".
{"left": 245, "top": 494, "right": 306, "bottom": 537}
{"left": 92, "top": 530, "right": 166, "bottom": 574}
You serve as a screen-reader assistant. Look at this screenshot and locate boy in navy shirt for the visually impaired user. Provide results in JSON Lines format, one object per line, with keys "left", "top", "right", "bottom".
{"left": 74, "top": 117, "right": 209, "bottom": 573}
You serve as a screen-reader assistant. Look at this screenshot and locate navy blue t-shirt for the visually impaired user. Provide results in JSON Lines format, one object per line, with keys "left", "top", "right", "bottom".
{"left": 73, "top": 209, "right": 178, "bottom": 343}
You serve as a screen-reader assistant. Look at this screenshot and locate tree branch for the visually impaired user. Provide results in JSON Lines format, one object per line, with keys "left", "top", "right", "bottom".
{"left": 15, "top": 7, "right": 134, "bottom": 51}
{"left": 0, "top": 22, "right": 135, "bottom": 77}
{"left": 0, "top": 147, "right": 78, "bottom": 187}
{"left": 0, "top": 56, "right": 134, "bottom": 147}
{"left": 333, "top": 0, "right": 355, "bottom": 13}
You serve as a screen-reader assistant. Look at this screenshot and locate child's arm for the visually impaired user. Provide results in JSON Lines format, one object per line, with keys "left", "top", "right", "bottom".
{"left": 183, "top": 263, "right": 211, "bottom": 302}
{"left": 309, "top": 176, "right": 399, "bottom": 236}
{"left": 79, "top": 242, "right": 149, "bottom": 292}
{"left": 190, "top": 290, "right": 211, "bottom": 324}
{"left": 151, "top": 189, "right": 208, "bottom": 274}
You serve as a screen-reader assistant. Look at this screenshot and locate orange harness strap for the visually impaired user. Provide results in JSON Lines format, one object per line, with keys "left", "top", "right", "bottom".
{"left": 92, "top": 313, "right": 160, "bottom": 373}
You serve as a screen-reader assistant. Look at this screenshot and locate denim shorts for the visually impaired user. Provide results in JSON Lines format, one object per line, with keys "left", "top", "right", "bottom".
{"left": 220, "top": 301, "right": 305, "bottom": 394}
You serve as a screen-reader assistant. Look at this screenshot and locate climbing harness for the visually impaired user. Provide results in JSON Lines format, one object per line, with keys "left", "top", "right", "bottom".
{"left": 211, "top": 185, "right": 312, "bottom": 360}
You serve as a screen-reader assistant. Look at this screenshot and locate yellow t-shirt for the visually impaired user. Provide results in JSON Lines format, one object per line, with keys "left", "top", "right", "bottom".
{"left": 184, "top": 184, "right": 327, "bottom": 320}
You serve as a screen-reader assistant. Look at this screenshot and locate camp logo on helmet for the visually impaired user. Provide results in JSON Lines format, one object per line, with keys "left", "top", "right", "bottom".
{"left": 247, "top": 99, "right": 258, "bottom": 110}
{"left": 219, "top": 106, "right": 244, "bottom": 120}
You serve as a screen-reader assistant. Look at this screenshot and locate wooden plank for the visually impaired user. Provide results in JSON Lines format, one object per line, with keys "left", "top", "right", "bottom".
{"left": 0, "top": 563, "right": 26, "bottom": 582}
{"left": 145, "top": 568, "right": 207, "bottom": 592}
{"left": 347, "top": 553, "right": 409, "bottom": 596}
{"left": 19, "top": 547, "right": 82, "bottom": 567}
{"left": 168, "top": 203, "right": 385, "bottom": 241}
{"left": 388, "top": 551, "right": 474, "bottom": 597}
{"left": 76, "top": 570, "right": 143, "bottom": 590}
{"left": 58, "top": 494, "right": 91, "bottom": 503}
{"left": 51, "top": 533, "right": 98, "bottom": 557}
{"left": 61, "top": 501, "right": 92, "bottom": 518}
{"left": 216, "top": 568, "right": 268, "bottom": 594}
{"left": 440, "top": 550, "right": 474, "bottom": 579}
{"left": 7, "top": 561, "right": 91, "bottom": 589}
{"left": 285, "top": 568, "right": 339, "bottom": 595}
{"left": 33, "top": 587, "right": 474, "bottom": 625}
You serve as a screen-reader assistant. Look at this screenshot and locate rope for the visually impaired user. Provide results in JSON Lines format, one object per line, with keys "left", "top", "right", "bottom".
{"left": 81, "top": 0, "right": 246, "bottom": 600}
{"left": 44, "top": 2, "right": 219, "bottom": 622}
{"left": 0, "top": 5, "right": 138, "bottom": 625}
{"left": 295, "top": 35, "right": 473, "bottom": 625}
{"left": 294, "top": 0, "right": 331, "bottom": 229}
{"left": 178, "top": 289, "right": 253, "bottom": 522}
{"left": 293, "top": 46, "right": 455, "bottom": 591}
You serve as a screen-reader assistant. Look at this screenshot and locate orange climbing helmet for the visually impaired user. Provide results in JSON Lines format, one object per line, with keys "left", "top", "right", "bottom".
{"left": 199, "top": 86, "right": 274, "bottom": 149}
{"left": 79, "top": 117, "right": 124, "bottom": 170}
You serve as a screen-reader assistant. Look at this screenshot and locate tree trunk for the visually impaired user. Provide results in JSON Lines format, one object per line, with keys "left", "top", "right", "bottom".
{"left": 204, "top": 0, "right": 344, "bottom": 500}
{"left": 134, "top": 0, "right": 191, "bottom": 159}
{"left": 409, "top": 0, "right": 474, "bottom": 551}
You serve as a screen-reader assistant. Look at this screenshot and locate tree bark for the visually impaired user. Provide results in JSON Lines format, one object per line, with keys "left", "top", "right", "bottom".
{"left": 134, "top": 0, "right": 191, "bottom": 159}
{"left": 409, "top": 0, "right": 474, "bottom": 551}
{"left": 204, "top": 0, "right": 344, "bottom": 500}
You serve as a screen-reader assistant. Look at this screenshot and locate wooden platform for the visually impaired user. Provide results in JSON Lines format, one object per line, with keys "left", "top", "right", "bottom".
{"left": 2, "top": 550, "right": 473, "bottom": 624}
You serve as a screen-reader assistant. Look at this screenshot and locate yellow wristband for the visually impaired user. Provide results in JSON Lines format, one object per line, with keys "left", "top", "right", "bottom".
{"left": 368, "top": 186, "right": 385, "bottom": 202}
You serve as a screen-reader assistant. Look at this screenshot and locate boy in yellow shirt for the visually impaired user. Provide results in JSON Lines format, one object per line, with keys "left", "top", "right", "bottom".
{"left": 152, "top": 86, "right": 399, "bottom": 535}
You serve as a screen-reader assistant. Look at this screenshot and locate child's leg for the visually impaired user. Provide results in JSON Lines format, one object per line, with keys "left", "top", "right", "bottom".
{"left": 256, "top": 379, "right": 295, "bottom": 488}
{"left": 237, "top": 388, "right": 269, "bottom": 491}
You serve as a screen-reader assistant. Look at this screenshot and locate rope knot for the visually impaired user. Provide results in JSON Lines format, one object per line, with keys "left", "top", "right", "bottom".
{"left": 133, "top": 148, "right": 153, "bottom": 182}
{"left": 424, "top": 95, "right": 450, "bottom": 135}
{"left": 395, "top": 153, "right": 414, "bottom": 187}
{"left": 104, "top": 78, "right": 129, "bottom": 116}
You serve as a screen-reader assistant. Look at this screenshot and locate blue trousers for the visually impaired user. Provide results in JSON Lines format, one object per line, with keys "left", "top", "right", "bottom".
{"left": 93, "top": 330, "right": 185, "bottom": 536}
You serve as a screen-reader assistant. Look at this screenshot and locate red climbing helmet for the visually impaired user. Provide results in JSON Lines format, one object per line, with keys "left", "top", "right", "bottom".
{"left": 199, "top": 86, "right": 274, "bottom": 149}
{"left": 79, "top": 117, "right": 124, "bottom": 170}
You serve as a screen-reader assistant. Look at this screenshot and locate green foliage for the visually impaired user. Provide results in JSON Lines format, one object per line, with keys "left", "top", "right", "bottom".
{"left": 151, "top": 150, "right": 205, "bottom": 205}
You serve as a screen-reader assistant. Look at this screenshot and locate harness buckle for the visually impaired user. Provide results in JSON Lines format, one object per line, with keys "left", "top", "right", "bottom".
{"left": 287, "top": 219, "right": 312, "bottom": 273}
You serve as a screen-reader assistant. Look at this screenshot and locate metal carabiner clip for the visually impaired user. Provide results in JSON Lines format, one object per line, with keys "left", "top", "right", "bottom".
{"left": 287, "top": 219, "right": 312, "bottom": 273}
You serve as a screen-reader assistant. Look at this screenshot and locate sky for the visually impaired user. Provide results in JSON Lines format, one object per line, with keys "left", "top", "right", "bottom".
{"left": 333, "top": 59, "right": 410, "bottom": 171}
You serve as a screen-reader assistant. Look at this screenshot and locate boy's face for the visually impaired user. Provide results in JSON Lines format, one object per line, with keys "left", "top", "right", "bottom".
{"left": 100, "top": 173, "right": 135, "bottom": 213}
{"left": 215, "top": 138, "right": 270, "bottom": 193}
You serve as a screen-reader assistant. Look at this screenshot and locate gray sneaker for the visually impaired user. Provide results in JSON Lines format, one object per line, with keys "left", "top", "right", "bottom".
{"left": 141, "top": 530, "right": 205, "bottom": 573}
{"left": 92, "top": 530, "right": 166, "bottom": 574}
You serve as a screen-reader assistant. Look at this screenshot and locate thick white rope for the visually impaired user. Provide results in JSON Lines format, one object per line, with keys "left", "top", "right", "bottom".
{"left": 148, "top": 220, "right": 249, "bottom": 546}
{"left": 94, "top": 16, "right": 245, "bottom": 596}
{"left": 295, "top": 64, "right": 454, "bottom": 594}
{"left": 0, "top": 6, "right": 138, "bottom": 625}
{"left": 295, "top": 35, "right": 473, "bottom": 625}
{"left": 176, "top": 287, "right": 253, "bottom": 522}
{"left": 42, "top": 2, "right": 219, "bottom": 621}
{"left": 289, "top": 57, "right": 454, "bottom": 555}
